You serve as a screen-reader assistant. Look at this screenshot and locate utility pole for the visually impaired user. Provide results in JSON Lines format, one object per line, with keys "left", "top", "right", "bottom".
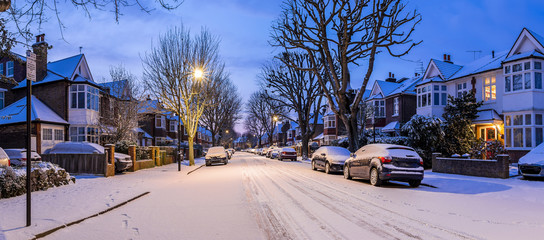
{"left": 26, "top": 50, "right": 36, "bottom": 227}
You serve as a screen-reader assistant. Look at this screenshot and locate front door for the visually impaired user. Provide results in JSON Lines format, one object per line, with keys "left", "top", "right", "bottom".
{"left": 480, "top": 127, "right": 497, "bottom": 141}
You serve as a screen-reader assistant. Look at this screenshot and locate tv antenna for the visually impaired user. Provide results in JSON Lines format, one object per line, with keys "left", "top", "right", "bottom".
{"left": 466, "top": 50, "right": 482, "bottom": 60}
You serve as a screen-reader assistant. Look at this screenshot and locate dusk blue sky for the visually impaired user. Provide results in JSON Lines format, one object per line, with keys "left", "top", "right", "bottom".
{"left": 7, "top": 0, "right": 544, "bottom": 132}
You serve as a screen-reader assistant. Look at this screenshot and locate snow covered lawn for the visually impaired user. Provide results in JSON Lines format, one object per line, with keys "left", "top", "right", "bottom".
{"left": 0, "top": 158, "right": 205, "bottom": 240}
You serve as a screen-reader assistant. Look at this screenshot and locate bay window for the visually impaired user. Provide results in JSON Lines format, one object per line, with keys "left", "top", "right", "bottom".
{"left": 70, "top": 126, "right": 98, "bottom": 143}
{"left": 70, "top": 84, "right": 99, "bottom": 111}
{"left": 505, "top": 113, "right": 544, "bottom": 149}
{"left": 504, "top": 60, "right": 543, "bottom": 92}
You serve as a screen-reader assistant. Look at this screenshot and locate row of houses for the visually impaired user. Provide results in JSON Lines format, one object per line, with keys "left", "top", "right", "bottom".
{"left": 317, "top": 28, "right": 544, "bottom": 161}
{"left": 0, "top": 34, "right": 213, "bottom": 154}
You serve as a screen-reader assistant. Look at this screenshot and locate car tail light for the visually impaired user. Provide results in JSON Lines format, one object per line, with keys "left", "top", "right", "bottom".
{"left": 379, "top": 156, "right": 392, "bottom": 163}
{"left": 7, "top": 159, "right": 10, "bottom": 166}
{"left": 22, "top": 158, "right": 27, "bottom": 162}
{"left": 282, "top": 152, "right": 286, "bottom": 155}
{"left": 419, "top": 159, "right": 424, "bottom": 165}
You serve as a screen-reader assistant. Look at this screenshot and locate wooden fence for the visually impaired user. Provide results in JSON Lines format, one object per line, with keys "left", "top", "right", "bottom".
{"left": 41, "top": 153, "right": 115, "bottom": 177}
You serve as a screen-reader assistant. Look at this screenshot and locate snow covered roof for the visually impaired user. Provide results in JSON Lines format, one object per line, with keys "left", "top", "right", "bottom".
{"left": 0, "top": 96, "right": 68, "bottom": 125}
{"left": 388, "top": 76, "right": 423, "bottom": 95}
{"left": 99, "top": 80, "right": 131, "bottom": 100}
{"left": 381, "top": 121, "right": 400, "bottom": 132}
{"left": 14, "top": 54, "right": 99, "bottom": 89}
{"left": 503, "top": 50, "right": 544, "bottom": 63}
{"left": 135, "top": 128, "right": 152, "bottom": 139}
{"left": 417, "top": 76, "right": 444, "bottom": 86}
{"left": 313, "top": 133, "right": 324, "bottom": 140}
{"left": 138, "top": 99, "right": 165, "bottom": 114}
{"left": 376, "top": 80, "right": 400, "bottom": 96}
{"left": 289, "top": 121, "right": 298, "bottom": 131}
{"left": 473, "top": 109, "right": 503, "bottom": 124}
{"left": 432, "top": 59, "right": 463, "bottom": 79}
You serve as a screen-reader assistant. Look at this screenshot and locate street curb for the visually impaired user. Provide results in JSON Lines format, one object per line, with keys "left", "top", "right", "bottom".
{"left": 32, "top": 192, "right": 150, "bottom": 240}
{"left": 187, "top": 164, "right": 205, "bottom": 175}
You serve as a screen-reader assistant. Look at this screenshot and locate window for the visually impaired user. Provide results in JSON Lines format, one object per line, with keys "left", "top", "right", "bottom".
{"left": 505, "top": 116, "right": 511, "bottom": 126}
{"left": 536, "top": 72, "right": 542, "bottom": 89}
{"left": 54, "top": 129, "right": 64, "bottom": 141}
{"left": 43, "top": 128, "right": 53, "bottom": 140}
{"left": 441, "top": 93, "right": 447, "bottom": 105}
{"left": 442, "top": 86, "right": 447, "bottom": 91}
{"left": 524, "top": 73, "right": 531, "bottom": 89}
{"left": 433, "top": 93, "right": 440, "bottom": 106}
{"left": 0, "top": 91, "right": 4, "bottom": 110}
{"left": 169, "top": 121, "right": 177, "bottom": 132}
{"left": 513, "top": 115, "right": 523, "bottom": 125}
{"left": 525, "top": 114, "right": 532, "bottom": 125}
{"left": 513, "top": 63, "right": 522, "bottom": 72}
{"left": 393, "top": 97, "right": 399, "bottom": 116}
{"left": 155, "top": 115, "right": 165, "bottom": 128}
{"left": 513, "top": 74, "right": 523, "bottom": 91}
{"left": 417, "top": 95, "right": 421, "bottom": 107}
{"left": 325, "top": 115, "right": 336, "bottom": 128}
{"left": 421, "top": 94, "right": 427, "bottom": 107}
{"left": 536, "top": 114, "right": 543, "bottom": 125}
{"left": 526, "top": 128, "right": 532, "bottom": 148}
{"left": 6, "top": 61, "right": 13, "bottom": 77}
{"left": 70, "top": 85, "right": 99, "bottom": 110}
{"left": 70, "top": 126, "right": 98, "bottom": 143}
{"left": 457, "top": 82, "right": 468, "bottom": 97}
{"left": 505, "top": 113, "right": 544, "bottom": 149}
{"left": 483, "top": 77, "right": 496, "bottom": 101}
{"left": 535, "top": 62, "right": 542, "bottom": 70}
{"left": 537, "top": 128, "right": 543, "bottom": 146}
{"left": 513, "top": 128, "right": 523, "bottom": 147}
{"left": 0, "top": 63, "right": 3, "bottom": 75}
{"left": 524, "top": 62, "right": 531, "bottom": 70}
{"left": 505, "top": 65, "right": 511, "bottom": 74}
{"left": 505, "top": 76, "right": 511, "bottom": 92}
{"left": 155, "top": 137, "right": 165, "bottom": 145}
{"left": 374, "top": 100, "right": 385, "bottom": 117}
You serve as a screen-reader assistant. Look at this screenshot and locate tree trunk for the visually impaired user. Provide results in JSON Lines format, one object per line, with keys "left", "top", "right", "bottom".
{"left": 301, "top": 136, "right": 309, "bottom": 160}
{"left": 188, "top": 136, "right": 195, "bottom": 166}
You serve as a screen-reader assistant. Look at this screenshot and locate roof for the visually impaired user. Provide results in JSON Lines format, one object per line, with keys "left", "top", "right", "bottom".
{"left": 138, "top": 99, "right": 164, "bottom": 114}
{"left": 0, "top": 96, "right": 68, "bottom": 125}
{"left": 417, "top": 76, "right": 444, "bottom": 86}
{"left": 289, "top": 121, "right": 298, "bottom": 131}
{"left": 135, "top": 128, "right": 152, "bottom": 139}
{"left": 313, "top": 133, "right": 324, "bottom": 140}
{"left": 502, "top": 50, "right": 544, "bottom": 63}
{"left": 13, "top": 54, "right": 100, "bottom": 89}
{"left": 474, "top": 109, "right": 503, "bottom": 124}
{"left": 388, "top": 76, "right": 423, "bottom": 95}
{"left": 99, "top": 80, "right": 131, "bottom": 100}
{"left": 376, "top": 80, "right": 400, "bottom": 96}
{"left": 432, "top": 59, "right": 463, "bottom": 79}
{"left": 381, "top": 121, "right": 400, "bottom": 132}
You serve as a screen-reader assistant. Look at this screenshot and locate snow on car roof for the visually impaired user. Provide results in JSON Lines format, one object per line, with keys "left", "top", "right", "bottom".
{"left": 208, "top": 147, "right": 226, "bottom": 154}
{"left": 322, "top": 146, "right": 351, "bottom": 155}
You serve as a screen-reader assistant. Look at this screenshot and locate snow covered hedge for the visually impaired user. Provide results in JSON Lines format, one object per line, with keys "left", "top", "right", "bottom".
{"left": 0, "top": 162, "right": 75, "bottom": 199}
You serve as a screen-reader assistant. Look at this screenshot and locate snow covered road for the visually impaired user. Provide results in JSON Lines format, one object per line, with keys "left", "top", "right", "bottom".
{"left": 1, "top": 152, "right": 544, "bottom": 239}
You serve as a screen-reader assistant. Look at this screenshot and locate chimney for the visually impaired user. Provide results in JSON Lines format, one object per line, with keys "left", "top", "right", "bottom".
{"left": 32, "top": 34, "right": 48, "bottom": 82}
{"left": 492, "top": 50, "right": 495, "bottom": 58}
{"left": 385, "top": 72, "right": 396, "bottom": 83}
{"left": 443, "top": 54, "right": 447, "bottom": 61}
{"left": 444, "top": 54, "right": 452, "bottom": 64}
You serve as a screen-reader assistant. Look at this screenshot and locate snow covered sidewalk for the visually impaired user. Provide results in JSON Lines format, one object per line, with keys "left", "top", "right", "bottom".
{"left": 0, "top": 158, "right": 205, "bottom": 240}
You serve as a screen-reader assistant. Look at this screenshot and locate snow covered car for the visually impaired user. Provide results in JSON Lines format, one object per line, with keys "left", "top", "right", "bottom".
{"left": 0, "top": 147, "right": 10, "bottom": 167}
{"left": 4, "top": 149, "right": 41, "bottom": 166}
{"left": 278, "top": 148, "right": 297, "bottom": 161}
{"left": 343, "top": 144, "right": 424, "bottom": 187}
{"left": 518, "top": 142, "right": 544, "bottom": 178}
{"left": 270, "top": 148, "right": 282, "bottom": 159}
{"left": 266, "top": 147, "right": 278, "bottom": 158}
{"left": 311, "top": 146, "right": 350, "bottom": 174}
{"left": 46, "top": 142, "right": 133, "bottom": 172}
{"left": 205, "top": 146, "right": 228, "bottom": 166}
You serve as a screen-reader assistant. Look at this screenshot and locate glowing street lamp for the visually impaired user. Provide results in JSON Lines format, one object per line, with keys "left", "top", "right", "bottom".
{"left": 194, "top": 68, "right": 203, "bottom": 79}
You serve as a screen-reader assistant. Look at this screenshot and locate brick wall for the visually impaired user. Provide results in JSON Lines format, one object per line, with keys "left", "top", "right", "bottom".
{"left": 432, "top": 153, "right": 509, "bottom": 179}
{"left": 12, "top": 81, "right": 69, "bottom": 120}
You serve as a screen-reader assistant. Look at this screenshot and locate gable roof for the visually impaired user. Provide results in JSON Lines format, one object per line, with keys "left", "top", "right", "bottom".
{"left": 507, "top": 28, "right": 544, "bottom": 58}
{"left": 0, "top": 96, "right": 68, "bottom": 125}
{"left": 388, "top": 76, "right": 423, "bottom": 95}
{"left": 431, "top": 59, "right": 463, "bottom": 79}
{"left": 13, "top": 54, "right": 100, "bottom": 89}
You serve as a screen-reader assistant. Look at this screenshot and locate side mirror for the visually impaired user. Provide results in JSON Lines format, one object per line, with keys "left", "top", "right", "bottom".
{"left": 320, "top": 152, "right": 326, "bottom": 156}
{"left": 350, "top": 153, "right": 356, "bottom": 158}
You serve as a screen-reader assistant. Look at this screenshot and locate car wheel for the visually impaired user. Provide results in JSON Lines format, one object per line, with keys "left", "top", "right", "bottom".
{"left": 224, "top": 160, "right": 228, "bottom": 165}
{"left": 409, "top": 180, "right": 421, "bottom": 187}
{"left": 311, "top": 160, "right": 317, "bottom": 171}
{"left": 325, "top": 162, "right": 331, "bottom": 174}
{"left": 370, "top": 168, "right": 382, "bottom": 186}
{"left": 344, "top": 165, "right": 351, "bottom": 180}
{"left": 205, "top": 161, "right": 210, "bottom": 166}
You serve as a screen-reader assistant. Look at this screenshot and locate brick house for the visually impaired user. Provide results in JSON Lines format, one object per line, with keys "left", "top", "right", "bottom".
{"left": 0, "top": 34, "right": 102, "bottom": 153}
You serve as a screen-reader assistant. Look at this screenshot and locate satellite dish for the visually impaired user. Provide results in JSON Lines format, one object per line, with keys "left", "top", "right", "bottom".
{"left": 0, "top": 0, "right": 11, "bottom": 12}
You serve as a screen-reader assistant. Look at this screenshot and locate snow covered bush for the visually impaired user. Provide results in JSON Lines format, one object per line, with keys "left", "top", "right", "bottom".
{"left": 115, "top": 140, "right": 137, "bottom": 154}
{"left": 0, "top": 162, "right": 75, "bottom": 199}
{"left": 442, "top": 92, "right": 483, "bottom": 156}
{"left": 367, "top": 136, "right": 409, "bottom": 146}
{"left": 402, "top": 115, "right": 445, "bottom": 168}
{"left": 470, "top": 139, "right": 506, "bottom": 160}
{"left": 331, "top": 137, "right": 349, "bottom": 148}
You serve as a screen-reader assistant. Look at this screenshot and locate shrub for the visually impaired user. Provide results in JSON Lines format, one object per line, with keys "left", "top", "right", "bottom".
{"left": 115, "top": 140, "right": 137, "bottom": 154}
{"left": 470, "top": 139, "right": 507, "bottom": 160}
{"left": 0, "top": 162, "right": 75, "bottom": 199}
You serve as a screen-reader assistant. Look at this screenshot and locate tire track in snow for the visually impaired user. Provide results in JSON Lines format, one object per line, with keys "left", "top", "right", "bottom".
{"left": 271, "top": 161, "right": 483, "bottom": 240}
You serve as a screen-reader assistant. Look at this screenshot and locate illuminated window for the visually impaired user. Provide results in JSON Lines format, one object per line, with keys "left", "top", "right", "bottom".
{"left": 483, "top": 76, "right": 496, "bottom": 101}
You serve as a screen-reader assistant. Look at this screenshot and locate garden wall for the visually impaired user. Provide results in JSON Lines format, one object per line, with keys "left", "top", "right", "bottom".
{"left": 432, "top": 153, "right": 509, "bottom": 179}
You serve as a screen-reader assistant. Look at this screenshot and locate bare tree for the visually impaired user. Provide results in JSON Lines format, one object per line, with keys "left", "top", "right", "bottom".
{"left": 244, "top": 114, "right": 266, "bottom": 148}
{"left": 272, "top": 0, "right": 421, "bottom": 151}
{"left": 246, "top": 90, "right": 287, "bottom": 146}
{"left": 260, "top": 52, "right": 325, "bottom": 159}
{"left": 199, "top": 70, "right": 243, "bottom": 147}
{"left": 143, "top": 24, "right": 221, "bottom": 166}
{"left": 98, "top": 64, "right": 142, "bottom": 144}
